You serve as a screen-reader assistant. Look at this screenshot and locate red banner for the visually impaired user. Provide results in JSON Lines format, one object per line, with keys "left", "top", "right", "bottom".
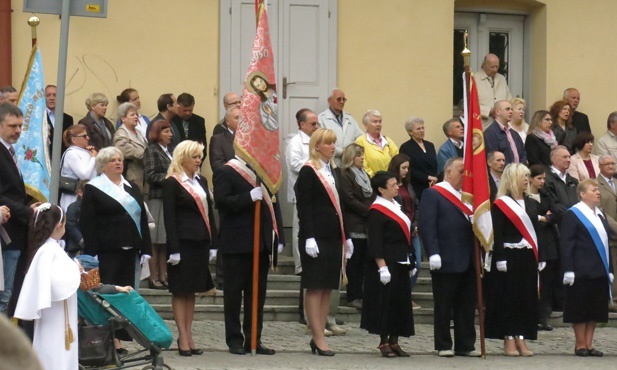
{"left": 462, "top": 73, "right": 493, "bottom": 250}
{"left": 234, "top": 1, "right": 282, "bottom": 194}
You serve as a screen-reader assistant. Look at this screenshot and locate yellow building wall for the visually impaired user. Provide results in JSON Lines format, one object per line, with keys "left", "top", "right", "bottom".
{"left": 338, "top": 0, "right": 455, "bottom": 143}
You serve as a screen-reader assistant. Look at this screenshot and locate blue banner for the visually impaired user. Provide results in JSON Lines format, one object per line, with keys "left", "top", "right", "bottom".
{"left": 16, "top": 44, "right": 51, "bottom": 202}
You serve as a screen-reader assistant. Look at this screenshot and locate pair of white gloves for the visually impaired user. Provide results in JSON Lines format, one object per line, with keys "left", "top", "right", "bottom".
{"left": 378, "top": 265, "right": 417, "bottom": 285}
{"left": 562, "top": 271, "right": 614, "bottom": 286}
{"left": 305, "top": 238, "right": 354, "bottom": 259}
{"left": 495, "top": 260, "right": 547, "bottom": 272}
{"left": 167, "top": 249, "right": 218, "bottom": 265}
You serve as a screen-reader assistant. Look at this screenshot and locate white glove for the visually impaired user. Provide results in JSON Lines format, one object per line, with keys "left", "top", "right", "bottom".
{"left": 409, "top": 268, "right": 417, "bottom": 277}
{"left": 429, "top": 254, "right": 441, "bottom": 271}
{"left": 140, "top": 254, "right": 151, "bottom": 265}
{"left": 209, "top": 249, "right": 217, "bottom": 262}
{"left": 538, "top": 262, "right": 546, "bottom": 271}
{"left": 379, "top": 266, "right": 391, "bottom": 285}
{"left": 250, "top": 187, "right": 263, "bottom": 201}
{"left": 277, "top": 243, "right": 284, "bottom": 254}
{"left": 305, "top": 237, "right": 319, "bottom": 258}
{"left": 563, "top": 271, "right": 575, "bottom": 286}
{"left": 167, "top": 253, "right": 181, "bottom": 265}
{"left": 496, "top": 260, "right": 507, "bottom": 272}
{"left": 610, "top": 273, "right": 614, "bottom": 284}
{"left": 344, "top": 239, "right": 354, "bottom": 259}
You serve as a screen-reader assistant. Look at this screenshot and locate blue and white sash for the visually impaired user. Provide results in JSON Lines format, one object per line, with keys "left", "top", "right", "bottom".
{"left": 89, "top": 175, "right": 142, "bottom": 236}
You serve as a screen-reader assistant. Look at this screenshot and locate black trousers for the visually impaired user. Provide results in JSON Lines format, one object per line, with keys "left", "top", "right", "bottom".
{"left": 538, "top": 259, "right": 558, "bottom": 324}
{"left": 223, "top": 252, "right": 269, "bottom": 349}
{"left": 345, "top": 238, "right": 367, "bottom": 302}
{"left": 431, "top": 267, "right": 477, "bottom": 352}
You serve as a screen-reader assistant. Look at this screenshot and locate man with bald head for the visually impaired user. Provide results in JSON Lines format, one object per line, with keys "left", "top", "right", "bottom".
{"left": 484, "top": 100, "right": 526, "bottom": 165}
{"left": 476, "top": 54, "right": 512, "bottom": 129}
{"left": 213, "top": 92, "right": 242, "bottom": 136}
{"left": 563, "top": 88, "right": 591, "bottom": 135}
{"left": 318, "top": 88, "right": 363, "bottom": 166}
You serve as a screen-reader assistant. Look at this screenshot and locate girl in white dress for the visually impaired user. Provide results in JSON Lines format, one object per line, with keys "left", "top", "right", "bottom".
{"left": 14, "top": 203, "right": 81, "bottom": 370}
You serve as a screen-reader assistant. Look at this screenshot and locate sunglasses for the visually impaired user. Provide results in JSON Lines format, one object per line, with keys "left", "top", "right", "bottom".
{"left": 336, "top": 97, "right": 347, "bottom": 103}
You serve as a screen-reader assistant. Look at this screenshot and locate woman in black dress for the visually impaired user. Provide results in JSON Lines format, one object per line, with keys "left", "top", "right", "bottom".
{"left": 163, "top": 140, "right": 217, "bottom": 356}
{"left": 561, "top": 179, "right": 613, "bottom": 357}
{"left": 486, "top": 163, "right": 540, "bottom": 357}
{"left": 525, "top": 110, "right": 557, "bottom": 168}
{"left": 398, "top": 116, "right": 437, "bottom": 201}
{"left": 296, "top": 128, "right": 353, "bottom": 356}
{"left": 361, "top": 171, "right": 415, "bottom": 357}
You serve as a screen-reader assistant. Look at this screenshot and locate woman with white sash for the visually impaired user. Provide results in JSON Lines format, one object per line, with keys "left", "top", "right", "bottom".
{"left": 485, "top": 163, "right": 541, "bottom": 357}
{"left": 80, "top": 147, "right": 152, "bottom": 354}
{"left": 561, "top": 179, "right": 613, "bottom": 357}
{"left": 361, "top": 171, "right": 415, "bottom": 357}
{"left": 295, "top": 128, "right": 353, "bottom": 356}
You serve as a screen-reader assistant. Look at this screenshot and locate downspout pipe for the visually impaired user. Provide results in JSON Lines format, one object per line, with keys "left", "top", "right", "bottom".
{"left": 0, "top": 0, "right": 12, "bottom": 86}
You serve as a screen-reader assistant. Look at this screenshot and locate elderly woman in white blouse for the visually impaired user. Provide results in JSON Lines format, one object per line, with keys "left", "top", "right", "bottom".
{"left": 59, "top": 124, "right": 97, "bottom": 211}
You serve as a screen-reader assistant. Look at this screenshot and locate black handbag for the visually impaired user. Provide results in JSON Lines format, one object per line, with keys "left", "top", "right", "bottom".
{"left": 78, "top": 325, "right": 114, "bottom": 367}
{"left": 59, "top": 150, "right": 79, "bottom": 194}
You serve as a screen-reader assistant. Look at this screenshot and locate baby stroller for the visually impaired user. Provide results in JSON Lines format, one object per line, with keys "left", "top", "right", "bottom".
{"left": 77, "top": 288, "right": 173, "bottom": 370}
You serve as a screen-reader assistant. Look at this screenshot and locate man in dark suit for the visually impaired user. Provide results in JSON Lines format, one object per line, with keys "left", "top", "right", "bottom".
{"left": 45, "top": 85, "right": 74, "bottom": 157}
{"left": 147, "top": 93, "right": 181, "bottom": 151}
{"left": 209, "top": 106, "right": 238, "bottom": 171}
{"left": 171, "top": 93, "right": 207, "bottom": 161}
{"left": 487, "top": 150, "right": 505, "bottom": 202}
{"left": 484, "top": 100, "right": 527, "bottom": 165}
{"left": 0, "top": 104, "right": 37, "bottom": 313}
{"left": 213, "top": 92, "right": 241, "bottom": 136}
{"left": 213, "top": 157, "right": 284, "bottom": 355}
{"left": 563, "top": 88, "right": 592, "bottom": 135}
{"left": 419, "top": 157, "right": 480, "bottom": 358}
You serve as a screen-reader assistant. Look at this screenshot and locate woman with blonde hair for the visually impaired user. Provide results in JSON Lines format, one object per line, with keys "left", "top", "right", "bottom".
{"left": 485, "top": 163, "right": 541, "bottom": 357}
{"left": 295, "top": 128, "right": 353, "bottom": 356}
{"left": 163, "top": 140, "right": 217, "bottom": 356}
{"left": 508, "top": 98, "right": 529, "bottom": 142}
{"left": 525, "top": 110, "right": 556, "bottom": 167}
{"left": 78, "top": 92, "right": 115, "bottom": 150}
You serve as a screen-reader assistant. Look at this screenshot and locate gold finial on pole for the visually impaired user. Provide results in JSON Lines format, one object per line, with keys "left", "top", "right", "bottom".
{"left": 461, "top": 30, "right": 471, "bottom": 68}
{"left": 28, "top": 15, "right": 40, "bottom": 47}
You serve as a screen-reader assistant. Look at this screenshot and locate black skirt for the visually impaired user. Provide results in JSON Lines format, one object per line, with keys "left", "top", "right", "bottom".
{"left": 361, "top": 261, "right": 414, "bottom": 337}
{"left": 167, "top": 239, "right": 214, "bottom": 294}
{"left": 485, "top": 247, "right": 538, "bottom": 339}
{"left": 564, "top": 277, "right": 610, "bottom": 323}
{"left": 98, "top": 248, "right": 137, "bottom": 288}
{"left": 299, "top": 237, "right": 343, "bottom": 290}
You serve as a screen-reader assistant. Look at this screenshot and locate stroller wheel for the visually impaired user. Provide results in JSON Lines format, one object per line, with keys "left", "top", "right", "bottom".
{"left": 141, "top": 365, "right": 172, "bottom": 370}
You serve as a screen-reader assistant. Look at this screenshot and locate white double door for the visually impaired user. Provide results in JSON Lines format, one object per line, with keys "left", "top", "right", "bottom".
{"left": 220, "top": 0, "right": 337, "bottom": 225}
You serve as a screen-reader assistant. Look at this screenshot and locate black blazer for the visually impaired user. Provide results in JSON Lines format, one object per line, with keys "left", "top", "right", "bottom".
{"left": 80, "top": 180, "right": 152, "bottom": 256}
{"left": 572, "top": 111, "right": 591, "bottom": 135}
{"left": 208, "top": 129, "right": 235, "bottom": 171}
{"left": 162, "top": 176, "right": 218, "bottom": 255}
{"left": 561, "top": 208, "right": 613, "bottom": 279}
{"left": 47, "top": 112, "right": 73, "bottom": 157}
{"left": 295, "top": 165, "right": 348, "bottom": 242}
{"left": 78, "top": 113, "right": 116, "bottom": 151}
{"left": 418, "top": 186, "right": 474, "bottom": 273}
{"left": 367, "top": 208, "right": 413, "bottom": 264}
{"left": 340, "top": 167, "right": 375, "bottom": 235}
{"left": 144, "top": 143, "right": 172, "bottom": 200}
{"left": 525, "top": 134, "right": 552, "bottom": 168}
{"left": 488, "top": 174, "right": 498, "bottom": 203}
{"left": 491, "top": 196, "right": 540, "bottom": 263}
{"left": 213, "top": 164, "right": 284, "bottom": 254}
{"left": 0, "top": 144, "right": 33, "bottom": 251}
{"left": 171, "top": 113, "right": 207, "bottom": 160}
{"left": 399, "top": 138, "right": 437, "bottom": 201}
{"left": 529, "top": 191, "right": 560, "bottom": 261}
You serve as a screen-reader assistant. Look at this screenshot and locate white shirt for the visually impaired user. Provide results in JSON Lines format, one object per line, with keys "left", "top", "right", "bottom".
{"left": 137, "top": 114, "right": 148, "bottom": 141}
{"left": 181, "top": 172, "right": 208, "bottom": 211}
{"left": 551, "top": 165, "right": 567, "bottom": 183}
{"left": 285, "top": 130, "right": 311, "bottom": 203}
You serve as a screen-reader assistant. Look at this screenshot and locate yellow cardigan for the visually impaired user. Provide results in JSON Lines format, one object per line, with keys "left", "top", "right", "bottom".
{"left": 355, "top": 134, "right": 399, "bottom": 177}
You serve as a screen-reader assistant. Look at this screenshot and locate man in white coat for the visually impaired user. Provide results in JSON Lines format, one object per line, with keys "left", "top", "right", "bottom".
{"left": 318, "top": 89, "right": 363, "bottom": 167}
{"left": 476, "top": 54, "right": 512, "bottom": 129}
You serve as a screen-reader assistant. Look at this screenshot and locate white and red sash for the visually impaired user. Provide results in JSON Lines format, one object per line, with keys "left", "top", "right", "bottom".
{"left": 433, "top": 182, "right": 473, "bottom": 217}
{"left": 369, "top": 196, "right": 411, "bottom": 245}
{"left": 170, "top": 174, "right": 211, "bottom": 239}
{"left": 494, "top": 196, "right": 538, "bottom": 261}
{"left": 226, "top": 159, "right": 279, "bottom": 239}
{"left": 304, "top": 161, "right": 346, "bottom": 245}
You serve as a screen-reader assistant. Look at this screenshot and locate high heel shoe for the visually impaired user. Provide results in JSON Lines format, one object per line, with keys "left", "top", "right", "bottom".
{"left": 310, "top": 339, "right": 335, "bottom": 356}
{"left": 177, "top": 339, "right": 192, "bottom": 357}
{"left": 515, "top": 336, "right": 533, "bottom": 357}
{"left": 378, "top": 343, "right": 397, "bottom": 358}
{"left": 389, "top": 343, "right": 410, "bottom": 357}
{"left": 503, "top": 336, "right": 520, "bottom": 357}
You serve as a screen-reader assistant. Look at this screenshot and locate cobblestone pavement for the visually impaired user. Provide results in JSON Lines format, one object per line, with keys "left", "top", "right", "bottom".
{"left": 127, "top": 320, "right": 617, "bottom": 369}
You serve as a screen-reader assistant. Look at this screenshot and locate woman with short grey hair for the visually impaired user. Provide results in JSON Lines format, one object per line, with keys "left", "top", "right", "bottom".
{"left": 399, "top": 116, "right": 437, "bottom": 200}
{"left": 114, "top": 102, "right": 147, "bottom": 191}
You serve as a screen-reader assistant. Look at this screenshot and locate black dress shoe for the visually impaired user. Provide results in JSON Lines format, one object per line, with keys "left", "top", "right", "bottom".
{"left": 228, "top": 346, "right": 246, "bottom": 355}
{"left": 245, "top": 342, "right": 275, "bottom": 355}
{"left": 310, "top": 339, "right": 335, "bottom": 356}
{"left": 537, "top": 323, "right": 553, "bottom": 331}
{"left": 574, "top": 348, "right": 589, "bottom": 357}
{"left": 587, "top": 348, "right": 603, "bottom": 357}
{"left": 190, "top": 348, "right": 204, "bottom": 355}
{"left": 335, "top": 318, "right": 345, "bottom": 325}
